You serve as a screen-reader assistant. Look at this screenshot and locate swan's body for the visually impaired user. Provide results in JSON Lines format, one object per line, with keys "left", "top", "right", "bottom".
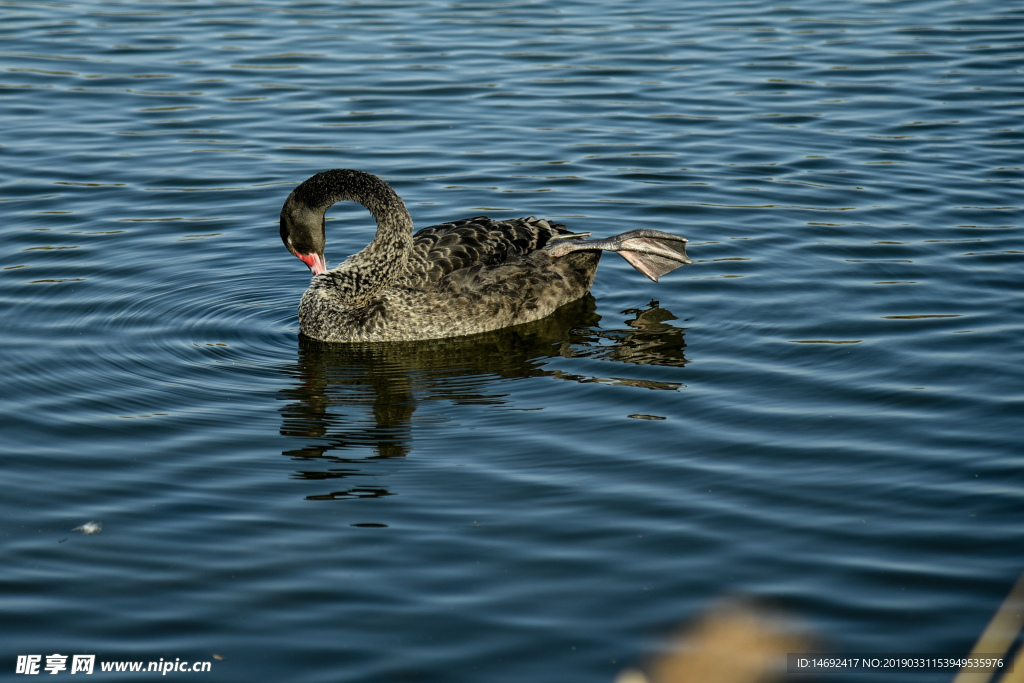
{"left": 280, "top": 170, "right": 692, "bottom": 342}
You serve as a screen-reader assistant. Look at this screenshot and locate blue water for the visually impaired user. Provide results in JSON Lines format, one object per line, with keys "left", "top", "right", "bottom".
{"left": 2, "top": 0, "right": 1022, "bottom": 680}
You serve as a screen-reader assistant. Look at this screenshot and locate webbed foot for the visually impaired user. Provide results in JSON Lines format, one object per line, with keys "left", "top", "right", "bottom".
{"left": 547, "top": 228, "right": 692, "bottom": 281}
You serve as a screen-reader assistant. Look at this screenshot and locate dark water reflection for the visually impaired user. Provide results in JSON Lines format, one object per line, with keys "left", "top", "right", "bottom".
{"left": 279, "top": 298, "right": 688, "bottom": 499}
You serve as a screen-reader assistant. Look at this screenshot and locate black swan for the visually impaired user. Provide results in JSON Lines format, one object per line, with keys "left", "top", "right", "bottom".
{"left": 280, "top": 169, "right": 692, "bottom": 342}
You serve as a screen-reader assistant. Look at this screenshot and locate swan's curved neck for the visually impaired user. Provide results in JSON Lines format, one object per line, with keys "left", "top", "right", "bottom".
{"left": 288, "top": 169, "right": 414, "bottom": 304}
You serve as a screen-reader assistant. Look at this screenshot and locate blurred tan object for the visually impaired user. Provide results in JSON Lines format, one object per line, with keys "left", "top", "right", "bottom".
{"left": 954, "top": 571, "right": 1024, "bottom": 683}
{"left": 998, "top": 646, "right": 1024, "bottom": 683}
{"left": 616, "top": 603, "right": 809, "bottom": 683}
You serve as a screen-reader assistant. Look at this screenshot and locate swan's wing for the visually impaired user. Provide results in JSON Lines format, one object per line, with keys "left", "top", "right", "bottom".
{"left": 409, "top": 216, "right": 572, "bottom": 284}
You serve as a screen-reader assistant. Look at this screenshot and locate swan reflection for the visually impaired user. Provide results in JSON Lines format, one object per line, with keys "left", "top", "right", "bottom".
{"left": 278, "top": 297, "right": 689, "bottom": 501}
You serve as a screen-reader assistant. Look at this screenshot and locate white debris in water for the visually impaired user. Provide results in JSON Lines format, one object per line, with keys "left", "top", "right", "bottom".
{"left": 73, "top": 521, "right": 102, "bottom": 535}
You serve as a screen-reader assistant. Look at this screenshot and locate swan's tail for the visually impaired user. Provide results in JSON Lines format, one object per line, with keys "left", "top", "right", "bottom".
{"left": 547, "top": 229, "right": 692, "bottom": 282}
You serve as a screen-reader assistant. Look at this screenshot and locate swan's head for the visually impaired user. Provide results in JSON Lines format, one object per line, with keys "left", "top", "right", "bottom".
{"left": 280, "top": 193, "right": 327, "bottom": 275}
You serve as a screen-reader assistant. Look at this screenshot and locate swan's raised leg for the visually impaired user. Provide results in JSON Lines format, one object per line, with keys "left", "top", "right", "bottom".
{"left": 547, "top": 229, "right": 692, "bottom": 282}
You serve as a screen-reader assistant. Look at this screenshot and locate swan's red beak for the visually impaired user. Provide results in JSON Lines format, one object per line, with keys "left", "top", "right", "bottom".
{"left": 297, "top": 252, "right": 326, "bottom": 276}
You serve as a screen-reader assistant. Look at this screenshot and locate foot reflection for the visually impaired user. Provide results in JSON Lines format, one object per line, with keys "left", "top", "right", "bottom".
{"left": 278, "top": 296, "right": 689, "bottom": 501}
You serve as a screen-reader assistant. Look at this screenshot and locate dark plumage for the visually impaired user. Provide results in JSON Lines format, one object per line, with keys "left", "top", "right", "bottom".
{"left": 280, "top": 169, "right": 692, "bottom": 342}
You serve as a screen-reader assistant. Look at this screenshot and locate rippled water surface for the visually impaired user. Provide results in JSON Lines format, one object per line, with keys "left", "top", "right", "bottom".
{"left": 3, "top": 0, "right": 1022, "bottom": 680}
